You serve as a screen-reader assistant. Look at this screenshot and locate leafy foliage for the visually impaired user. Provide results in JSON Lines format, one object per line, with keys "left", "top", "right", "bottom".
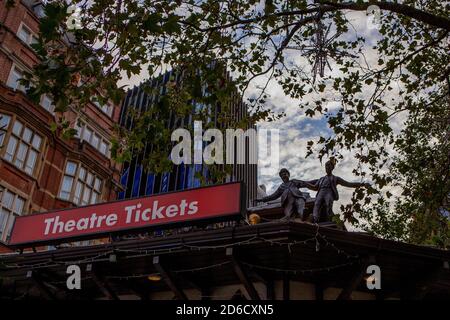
{"left": 28, "top": 0, "right": 450, "bottom": 246}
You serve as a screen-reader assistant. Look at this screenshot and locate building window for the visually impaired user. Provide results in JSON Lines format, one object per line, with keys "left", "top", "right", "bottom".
{"left": 17, "top": 23, "right": 38, "bottom": 46}
{"left": 40, "top": 94, "right": 55, "bottom": 114}
{"left": 59, "top": 161, "right": 103, "bottom": 206}
{"left": 7, "top": 65, "right": 27, "bottom": 92}
{"left": 92, "top": 98, "right": 113, "bottom": 117}
{"left": 0, "top": 186, "right": 26, "bottom": 239}
{"left": 0, "top": 114, "right": 11, "bottom": 147}
{"left": 74, "top": 120, "right": 111, "bottom": 157}
{"left": 2, "top": 119, "right": 43, "bottom": 175}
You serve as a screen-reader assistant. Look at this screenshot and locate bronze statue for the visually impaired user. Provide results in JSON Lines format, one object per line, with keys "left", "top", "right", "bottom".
{"left": 255, "top": 168, "right": 313, "bottom": 220}
{"left": 308, "top": 159, "right": 370, "bottom": 223}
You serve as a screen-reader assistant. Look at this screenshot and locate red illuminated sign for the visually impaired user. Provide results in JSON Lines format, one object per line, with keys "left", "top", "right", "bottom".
{"left": 8, "top": 182, "right": 244, "bottom": 247}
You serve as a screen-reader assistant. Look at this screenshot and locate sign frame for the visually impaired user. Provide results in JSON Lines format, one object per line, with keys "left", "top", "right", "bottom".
{"left": 6, "top": 182, "right": 246, "bottom": 249}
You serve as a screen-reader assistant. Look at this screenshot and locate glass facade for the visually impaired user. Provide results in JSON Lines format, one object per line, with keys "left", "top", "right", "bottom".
{"left": 118, "top": 69, "right": 257, "bottom": 206}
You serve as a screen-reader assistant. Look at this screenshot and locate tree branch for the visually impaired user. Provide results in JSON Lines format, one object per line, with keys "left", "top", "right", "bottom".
{"left": 242, "top": 16, "right": 316, "bottom": 92}
{"left": 179, "top": 6, "right": 332, "bottom": 32}
{"left": 320, "top": 1, "right": 450, "bottom": 31}
{"left": 180, "top": 1, "right": 450, "bottom": 33}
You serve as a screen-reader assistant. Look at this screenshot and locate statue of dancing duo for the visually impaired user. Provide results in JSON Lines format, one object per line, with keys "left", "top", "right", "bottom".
{"left": 255, "top": 159, "right": 370, "bottom": 223}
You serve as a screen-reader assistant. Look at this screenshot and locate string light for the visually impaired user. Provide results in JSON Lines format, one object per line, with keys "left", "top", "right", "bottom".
{"left": 172, "top": 261, "right": 232, "bottom": 274}
{"left": 320, "top": 235, "right": 359, "bottom": 259}
{"left": 241, "top": 260, "right": 358, "bottom": 274}
{"left": 181, "top": 236, "right": 259, "bottom": 249}
{"left": 2, "top": 251, "right": 116, "bottom": 270}
{"left": 0, "top": 225, "right": 359, "bottom": 273}
{"left": 115, "top": 245, "right": 185, "bottom": 255}
{"left": 48, "top": 276, "right": 92, "bottom": 285}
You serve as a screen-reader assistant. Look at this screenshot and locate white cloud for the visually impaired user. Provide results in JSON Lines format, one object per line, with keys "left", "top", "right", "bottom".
{"left": 250, "top": 11, "right": 403, "bottom": 229}
{"left": 116, "top": 9, "right": 410, "bottom": 230}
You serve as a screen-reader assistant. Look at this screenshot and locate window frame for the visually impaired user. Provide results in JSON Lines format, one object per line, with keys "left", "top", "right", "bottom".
{"left": 0, "top": 185, "right": 27, "bottom": 241}
{"left": 91, "top": 97, "right": 114, "bottom": 117}
{"left": 0, "top": 114, "right": 44, "bottom": 177}
{"left": 6, "top": 64, "right": 26, "bottom": 92}
{"left": 74, "top": 119, "right": 111, "bottom": 158}
{"left": 58, "top": 161, "right": 104, "bottom": 206}
{"left": 39, "top": 94, "right": 55, "bottom": 114}
{"left": 0, "top": 113, "right": 12, "bottom": 148}
{"left": 17, "top": 22, "right": 38, "bottom": 47}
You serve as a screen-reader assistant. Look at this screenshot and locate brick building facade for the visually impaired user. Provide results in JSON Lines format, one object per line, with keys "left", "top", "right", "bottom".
{"left": 0, "top": 1, "right": 122, "bottom": 244}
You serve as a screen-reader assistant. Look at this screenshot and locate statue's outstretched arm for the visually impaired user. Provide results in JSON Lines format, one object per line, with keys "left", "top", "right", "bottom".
{"left": 259, "top": 187, "right": 283, "bottom": 202}
{"left": 297, "top": 179, "right": 319, "bottom": 190}
{"left": 337, "top": 177, "right": 369, "bottom": 188}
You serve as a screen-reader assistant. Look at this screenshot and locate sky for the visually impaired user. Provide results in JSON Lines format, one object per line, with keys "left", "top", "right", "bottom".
{"left": 118, "top": 7, "right": 408, "bottom": 226}
{"left": 249, "top": 10, "right": 384, "bottom": 213}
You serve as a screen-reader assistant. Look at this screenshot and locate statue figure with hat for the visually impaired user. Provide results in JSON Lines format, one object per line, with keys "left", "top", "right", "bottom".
{"left": 255, "top": 168, "right": 314, "bottom": 220}
{"left": 308, "top": 158, "right": 371, "bottom": 223}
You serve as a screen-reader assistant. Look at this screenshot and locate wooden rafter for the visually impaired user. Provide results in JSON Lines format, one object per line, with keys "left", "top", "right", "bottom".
{"left": 91, "top": 271, "right": 119, "bottom": 300}
{"left": 127, "top": 280, "right": 150, "bottom": 300}
{"left": 226, "top": 248, "right": 260, "bottom": 300}
{"left": 315, "top": 283, "right": 324, "bottom": 301}
{"left": 402, "top": 261, "right": 449, "bottom": 300}
{"left": 28, "top": 271, "right": 57, "bottom": 300}
{"left": 266, "top": 279, "right": 275, "bottom": 300}
{"left": 337, "top": 258, "right": 371, "bottom": 300}
{"left": 153, "top": 256, "right": 187, "bottom": 300}
{"left": 282, "top": 274, "right": 290, "bottom": 300}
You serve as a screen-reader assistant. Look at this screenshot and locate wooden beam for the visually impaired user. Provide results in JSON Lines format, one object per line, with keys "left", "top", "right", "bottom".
{"left": 248, "top": 269, "right": 273, "bottom": 300}
{"left": 315, "top": 283, "right": 324, "bottom": 301}
{"left": 266, "top": 279, "right": 274, "bottom": 300}
{"left": 0, "top": 276, "right": 18, "bottom": 295}
{"left": 412, "top": 264, "right": 448, "bottom": 300}
{"left": 282, "top": 274, "right": 289, "bottom": 300}
{"left": 226, "top": 248, "right": 260, "bottom": 300}
{"left": 28, "top": 271, "right": 57, "bottom": 300}
{"left": 337, "top": 259, "right": 370, "bottom": 300}
{"left": 38, "top": 269, "right": 75, "bottom": 299}
{"left": 91, "top": 271, "right": 119, "bottom": 300}
{"left": 127, "top": 280, "right": 150, "bottom": 301}
{"left": 201, "top": 287, "right": 211, "bottom": 301}
{"left": 177, "top": 274, "right": 202, "bottom": 292}
{"left": 153, "top": 256, "right": 187, "bottom": 300}
{"left": 177, "top": 274, "right": 209, "bottom": 300}
{"left": 402, "top": 262, "right": 449, "bottom": 300}
{"left": 248, "top": 269, "right": 268, "bottom": 286}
